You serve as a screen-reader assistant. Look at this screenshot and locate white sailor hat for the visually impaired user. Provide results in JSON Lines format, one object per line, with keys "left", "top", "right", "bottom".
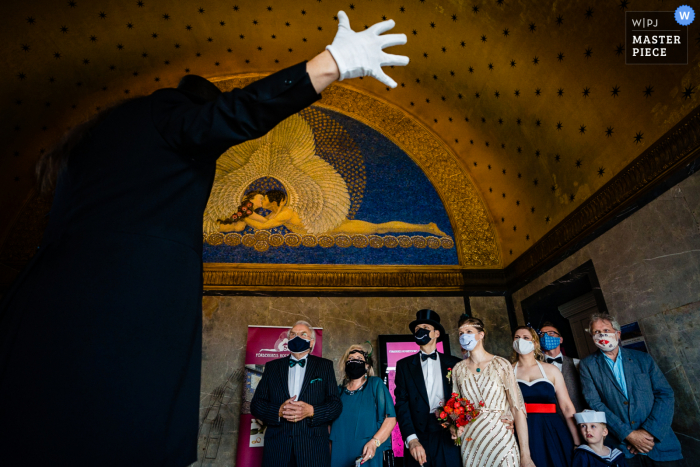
{"left": 574, "top": 410, "right": 607, "bottom": 424}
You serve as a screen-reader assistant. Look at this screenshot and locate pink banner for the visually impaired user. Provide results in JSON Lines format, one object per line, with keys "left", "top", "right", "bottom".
{"left": 235, "top": 326, "right": 323, "bottom": 467}
{"left": 385, "top": 340, "right": 444, "bottom": 458}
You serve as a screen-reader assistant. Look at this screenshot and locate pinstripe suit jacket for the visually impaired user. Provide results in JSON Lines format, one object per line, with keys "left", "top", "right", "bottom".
{"left": 579, "top": 348, "right": 682, "bottom": 461}
{"left": 251, "top": 354, "right": 342, "bottom": 467}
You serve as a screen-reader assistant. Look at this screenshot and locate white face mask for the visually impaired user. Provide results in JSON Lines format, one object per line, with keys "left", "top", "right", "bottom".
{"left": 593, "top": 333, "right": 619, "bottom": 352}
{"left": 459, "top": 333, "right": 478, "bottom": 351}
{"left": 513, "top": 338, "right": 535, "bottom": 355}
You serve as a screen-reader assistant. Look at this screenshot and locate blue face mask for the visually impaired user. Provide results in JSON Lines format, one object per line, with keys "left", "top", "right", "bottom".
{"left": 540, "top": 333, "right": 561, "bottom": 351}
{"left": 288, "top": 336, "right": 311, "bottom": 353}
{"left": 459, "top": 333, "right": 477, "bottom": 351}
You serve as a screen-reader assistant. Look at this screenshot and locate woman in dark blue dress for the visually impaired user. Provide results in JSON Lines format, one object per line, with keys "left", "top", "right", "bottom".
{"left": 512, "top": 326, "right": 581, "bottom": 467}
{"left": 330, "top": 344, "right": 397, "bottom": 467}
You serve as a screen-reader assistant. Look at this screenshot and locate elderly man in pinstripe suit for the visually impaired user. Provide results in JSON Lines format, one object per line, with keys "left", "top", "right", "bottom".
{"left": 251, "top": 320, "right": 342, "bottom": 467}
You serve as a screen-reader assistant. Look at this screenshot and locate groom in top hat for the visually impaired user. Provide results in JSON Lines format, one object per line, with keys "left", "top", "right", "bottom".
{"left": 394, "top": 309, "right": 462, "bottom": 467}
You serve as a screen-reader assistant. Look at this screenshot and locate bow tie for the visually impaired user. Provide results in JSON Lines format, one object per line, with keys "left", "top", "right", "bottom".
{"left": 421, "top": 352, "right": 437, "bottom": 362}
{"left": 289, "top": 359, "right": 306, "bottom": 368}
{"left": 546, "top": 357, "right": 563, "bottom": 364}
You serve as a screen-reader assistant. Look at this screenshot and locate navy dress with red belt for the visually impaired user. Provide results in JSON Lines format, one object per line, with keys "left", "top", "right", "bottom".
{"left": 516, "top": 361, "right": 574, "bottom": 467}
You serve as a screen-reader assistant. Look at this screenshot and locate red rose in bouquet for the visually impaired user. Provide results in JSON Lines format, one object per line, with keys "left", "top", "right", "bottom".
{"left": 436, "top": 392, "right": 481, "bottom": 446}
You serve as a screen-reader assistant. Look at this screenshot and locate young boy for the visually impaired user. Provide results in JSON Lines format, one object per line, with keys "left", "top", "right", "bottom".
{"left": 573, "top": 410, "right": 629, "bottom": 467}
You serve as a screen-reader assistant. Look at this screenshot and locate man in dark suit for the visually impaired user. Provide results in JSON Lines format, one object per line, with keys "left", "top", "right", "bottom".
{"left": 539, "top": 321, "right": 586, "bottom": 412}
{"left": 394, "top": 309, "right": 462, "bottom": 467}
{"left": 251, "top": 320, "right": 342, "bottom": 467}
{"left": 0, "top": 11, "right": 407, "bottom": 466}
{"left": 580, "top": 313, "right": 684, "bottom": 466}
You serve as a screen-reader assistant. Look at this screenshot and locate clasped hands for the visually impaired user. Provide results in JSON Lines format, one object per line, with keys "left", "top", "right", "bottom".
{"left": 279, "top": 396, "right": 314, "bottom": 423}
{"left": 626, "top": 428, "right": 655, "bottom": 454}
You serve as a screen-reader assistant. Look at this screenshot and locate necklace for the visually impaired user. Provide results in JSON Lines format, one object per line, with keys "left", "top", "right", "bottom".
{"left": 470, "top": 356, "right": 488, "bottom": 373}
{"left": 344, "top": 380, "right": 367, "bottom": 395}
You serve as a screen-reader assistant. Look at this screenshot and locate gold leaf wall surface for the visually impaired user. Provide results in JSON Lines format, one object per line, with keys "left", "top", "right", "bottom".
{"left": 2, "top": 0, "right": 699, "bottom": 267}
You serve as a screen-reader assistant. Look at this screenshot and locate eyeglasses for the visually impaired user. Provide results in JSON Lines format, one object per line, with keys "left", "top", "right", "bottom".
{"left": 539, "top": 331, "right": 561, "bottom": 337}
{"left": 289, "top": 331, "right": 312, "bottom": 339}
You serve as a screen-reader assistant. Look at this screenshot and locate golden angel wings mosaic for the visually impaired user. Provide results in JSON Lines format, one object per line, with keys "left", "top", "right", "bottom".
{"left": 202, "top": 109, "right": 456, "bottom": 263}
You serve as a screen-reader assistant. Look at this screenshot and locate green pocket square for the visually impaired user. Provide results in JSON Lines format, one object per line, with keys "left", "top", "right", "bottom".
{"left": 310, "top": 378, "right": 322, "bottom": 384}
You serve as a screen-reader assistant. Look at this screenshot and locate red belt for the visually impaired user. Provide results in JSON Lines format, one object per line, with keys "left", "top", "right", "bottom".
{"left": 525, "top": 403, "right": 556, "bottom": 413}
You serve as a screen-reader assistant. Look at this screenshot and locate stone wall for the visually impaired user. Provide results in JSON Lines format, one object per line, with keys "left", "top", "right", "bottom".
{"left": 512, "top": 169, "right": 700, "bottom": 459}
{"left": 195, "top": 295, "right": 511, "bottom": 466}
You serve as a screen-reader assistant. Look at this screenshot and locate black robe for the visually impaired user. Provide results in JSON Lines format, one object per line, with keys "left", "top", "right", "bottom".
{"left": 0, "top": 62, "right": 320, "bottom": 466}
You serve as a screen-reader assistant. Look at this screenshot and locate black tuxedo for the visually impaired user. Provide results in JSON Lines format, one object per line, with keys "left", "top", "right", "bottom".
{"left": 394, "top": 351, "right": 462, "bottom": 467}
{"left": 251, "top": 354, "right": 342, "bottom": 467}
{"left": 0, "top": 62, "right": 320, "bottom": 466}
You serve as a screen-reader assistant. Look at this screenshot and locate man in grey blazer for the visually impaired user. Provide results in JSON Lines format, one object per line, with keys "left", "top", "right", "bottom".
{"left": 579, "top": 313, "right": 684, "bottom": 466}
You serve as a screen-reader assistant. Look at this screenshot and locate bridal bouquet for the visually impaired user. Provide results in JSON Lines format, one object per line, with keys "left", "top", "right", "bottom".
{"left": 436, "top": 393, "right": 482, "bottom": 446}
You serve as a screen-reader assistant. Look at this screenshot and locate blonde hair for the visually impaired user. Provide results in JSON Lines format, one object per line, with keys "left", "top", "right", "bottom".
{"left": 339, "top": 343, "right": 375, "bottom": 386}
{"left": 511, "top": 326, "right": 545, "bottom": 363}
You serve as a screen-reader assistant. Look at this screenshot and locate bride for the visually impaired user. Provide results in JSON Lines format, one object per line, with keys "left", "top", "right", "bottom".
{"left": 451, "top": 315, "right": 535, "bottom": 467}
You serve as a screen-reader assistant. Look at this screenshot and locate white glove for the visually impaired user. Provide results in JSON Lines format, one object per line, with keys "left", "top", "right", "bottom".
{"left": 326, "top": 11, "right": 409, "bottom": 88}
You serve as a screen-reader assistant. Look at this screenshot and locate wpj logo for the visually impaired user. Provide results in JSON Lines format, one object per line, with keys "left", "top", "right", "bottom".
{"left": 632, "top": 18, "right": 659, "bottom": 28}
{"left": 631, "top": 18, "right": 661, "bottom": 28}
{"left": 625, "top": 8, "right": 690, "bottom": 65}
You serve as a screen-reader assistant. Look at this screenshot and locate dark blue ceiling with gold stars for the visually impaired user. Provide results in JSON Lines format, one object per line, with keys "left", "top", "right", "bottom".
{"left": 1, "top": 0, "right": 699, "bottom": 266}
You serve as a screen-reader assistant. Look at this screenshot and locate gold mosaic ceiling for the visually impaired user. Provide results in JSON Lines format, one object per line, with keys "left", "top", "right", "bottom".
{"left": 2, "top": 0, "right": 699, "bottom": 267}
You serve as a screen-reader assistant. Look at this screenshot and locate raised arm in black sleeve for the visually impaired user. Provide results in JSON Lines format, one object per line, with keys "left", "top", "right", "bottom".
{"left": 151, "top": 61, "right": 321, "bottom": 159}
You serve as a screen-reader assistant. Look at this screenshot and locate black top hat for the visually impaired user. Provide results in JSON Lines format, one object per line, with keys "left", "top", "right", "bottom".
{"left": 176, "top": 75, "right": 223, "bottom": 103}
{"left": 409, "top": 309, "right": 446, "bottom": 342}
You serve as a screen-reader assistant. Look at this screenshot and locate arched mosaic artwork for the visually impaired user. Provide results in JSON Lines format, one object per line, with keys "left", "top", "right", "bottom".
{"left": 202, "top": 106, "right": 458, "bottom": 265}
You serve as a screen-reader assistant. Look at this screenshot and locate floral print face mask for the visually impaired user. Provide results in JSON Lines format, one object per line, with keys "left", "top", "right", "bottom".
{"left": 593, "top": 333, "right": 619, "bottom": 352}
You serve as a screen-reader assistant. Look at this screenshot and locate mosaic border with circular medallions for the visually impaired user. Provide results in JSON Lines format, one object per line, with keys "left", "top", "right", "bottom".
{"left": 211, "top": 76, "right": 500, "bottom": 268}
{"left": 206, "top": 232, "right": 455, "bottom": 251}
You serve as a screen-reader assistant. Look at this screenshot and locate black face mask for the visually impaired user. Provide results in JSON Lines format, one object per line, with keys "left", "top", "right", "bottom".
{"left": 414, "top": 328, "right": 432, "bottom": 345}
{"left": 288, "top": 336, "right": 311, "bottom": 353}
{"left": 345, "top": 360, "right": 367, "bottom": 380}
